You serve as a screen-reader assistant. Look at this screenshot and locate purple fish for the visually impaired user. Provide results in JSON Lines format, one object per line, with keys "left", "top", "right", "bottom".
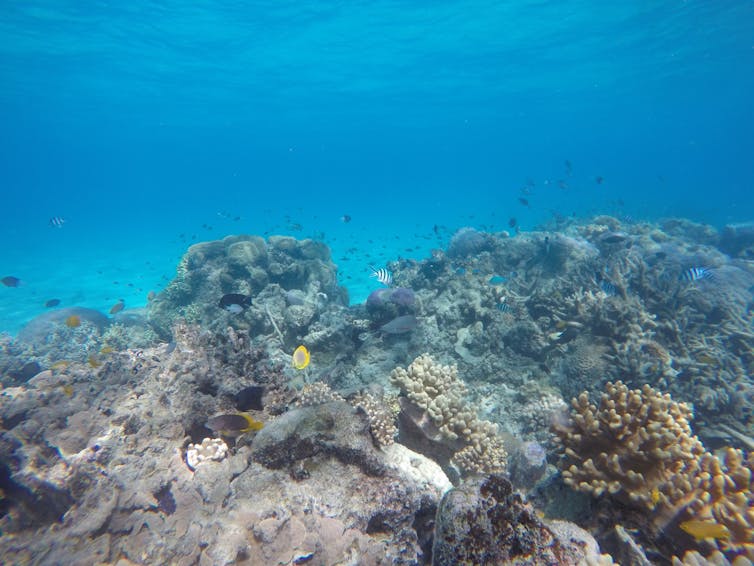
{"left": 380, "top": 315, "right": 418, "bottom": 334}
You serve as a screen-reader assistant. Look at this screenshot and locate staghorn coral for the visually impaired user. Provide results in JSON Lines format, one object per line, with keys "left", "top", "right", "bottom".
{"left": 390, "top": 353, "right": 507, "bottom": 474}
{"left": 554, "top": 381, "right": 706, "bottom": 510}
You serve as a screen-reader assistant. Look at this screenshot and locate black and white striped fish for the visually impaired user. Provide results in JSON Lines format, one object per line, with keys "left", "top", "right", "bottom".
{"left": 680, "top": 266, "right": 713, "bottom": 282}
{"left": 49, "top": 216, "right": 66, "bottom": 228}
{"left": 369, "top": 266, "right": 393, "bottom": 286}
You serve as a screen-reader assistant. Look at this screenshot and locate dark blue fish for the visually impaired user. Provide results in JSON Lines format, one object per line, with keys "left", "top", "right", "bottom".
{"left": 680, "top": 267, "right": 714, "bottom": 282}
{"left": 219, "top": 293, "right": 252, "bottom": 313}
{"left": 234, "top": 385, "right": 265, "bottom": 411}
{"left": 44, "top": 298, "right": 61, "bottom": 308}
{"left": 49, "top": 216, "right": 65, "bottom": 228}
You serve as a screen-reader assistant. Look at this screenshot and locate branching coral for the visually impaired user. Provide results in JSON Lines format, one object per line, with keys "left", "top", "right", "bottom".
{"left": 390, "top": 353, "right": 507, "bottom": 474}
{"left": 295, "top": 382, "right": 344, "bottom": 407}
{"left": 352, "top": 391, "right": 399, "bottom": 448}
{"left": 556, "top": 381, "right": 754, "bottom": 561}
{"left": 683, "top": 447, "right": 754, "bottom": 556}
{"left": 554, "top": 381, "right": 706, "bottom": 510}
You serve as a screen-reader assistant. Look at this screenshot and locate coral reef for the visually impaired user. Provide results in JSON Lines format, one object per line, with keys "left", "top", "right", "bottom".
{"left": 0, "top": 329, "right": 446, "bottom": 564}
{"left": 2, "top": 217, "right": 753, "bottom": 564}
{"left": 682, "top": 447, "right": 754, "bottom": 557}
{"left": 294, "top": 381, "right": 344, "bottom": 406}
{"left": 447, "top": 226, "right": 495, "bottom": 259}
{"left": 554, "top": 380, "right": 754, "bottom": 562}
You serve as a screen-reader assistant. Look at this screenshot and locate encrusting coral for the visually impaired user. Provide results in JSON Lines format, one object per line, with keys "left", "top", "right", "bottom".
{"left": 554, "top": 380, "right": 706, "bottom": 510}
{"left": 390, "top": 353, "right": 507, "bottom": 474}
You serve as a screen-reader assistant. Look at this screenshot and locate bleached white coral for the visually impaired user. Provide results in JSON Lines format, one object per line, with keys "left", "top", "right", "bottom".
{"left": 186, "top": 437, "right": 228, "bottom": 471}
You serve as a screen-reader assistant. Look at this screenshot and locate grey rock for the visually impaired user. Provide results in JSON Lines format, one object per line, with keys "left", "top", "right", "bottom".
{"left": 251, "top": 401, "right": 386, "bottom": 476}
{"left": 432, "top": 474, "right": 607, "bottom": 566}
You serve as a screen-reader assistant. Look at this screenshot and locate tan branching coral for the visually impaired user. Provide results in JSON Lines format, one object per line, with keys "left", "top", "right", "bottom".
{"left": 295, "top": 382, "right": 344, "bottom": 406}
{"left": 390, "top": 353, "right": 507, "bottom": 474}
{"left": 683, "top": 447, "right": 754, "bottom": 555}
{"left": 452, "top": 434, "right": 508, "bottom": 475}
{"left": 555, "top": 381, "right": 706, "bottom": 510}
{"left": 352, "top": 391, "right": 399, "bottom": 448}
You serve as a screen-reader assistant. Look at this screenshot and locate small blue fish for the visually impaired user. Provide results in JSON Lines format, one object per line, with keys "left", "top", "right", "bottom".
{"left": 455, "top": 267, "right": 466, "bottom": 275}
{"left": 370, "top": 266, "right": 393, "bottom": 286}
{"left": 681, "top": 267, "right": 714, "bottom": 282}
{"left": 49, "top": 216, "right": 65, "bottom": 228}
{"left": 489, "top": 275, "right": 507, "bottom": 285}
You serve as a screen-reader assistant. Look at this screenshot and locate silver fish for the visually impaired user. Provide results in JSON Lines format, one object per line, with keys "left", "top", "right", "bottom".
{"left": 380, "top": 314, "right": 417, "bottom": 334}
{"left": 370, "top": 266, "right": 393, "bottom": 286}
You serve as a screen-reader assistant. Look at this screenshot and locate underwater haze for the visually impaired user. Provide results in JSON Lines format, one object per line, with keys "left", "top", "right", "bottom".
{"left": 1, "top": 1, "right": 753, "bottom": 333}
{"left": 5, "top": 3, "right": 754, "bottom": 564}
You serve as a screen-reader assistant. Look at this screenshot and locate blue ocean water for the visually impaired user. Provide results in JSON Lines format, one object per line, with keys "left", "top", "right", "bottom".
{"left": 1, "top": 1, "right": 752, "bottom": 335}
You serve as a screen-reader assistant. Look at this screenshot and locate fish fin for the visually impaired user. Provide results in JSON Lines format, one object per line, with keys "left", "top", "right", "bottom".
{"left": 241, "top": 413, "right": 264, "bottom": 432}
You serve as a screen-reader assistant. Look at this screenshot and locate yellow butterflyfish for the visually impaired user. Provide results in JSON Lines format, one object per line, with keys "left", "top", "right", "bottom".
{"left": 292, "top": 345, "right": 310, "bottom": 370}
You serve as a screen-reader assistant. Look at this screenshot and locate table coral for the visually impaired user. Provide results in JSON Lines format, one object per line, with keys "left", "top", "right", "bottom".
{"left": 554, "top": 381, "right": 706, "bottom": 510}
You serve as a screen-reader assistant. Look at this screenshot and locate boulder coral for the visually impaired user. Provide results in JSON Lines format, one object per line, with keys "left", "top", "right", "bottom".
{"left": 148, "top": 234, "right": 348, "bottom": 339}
